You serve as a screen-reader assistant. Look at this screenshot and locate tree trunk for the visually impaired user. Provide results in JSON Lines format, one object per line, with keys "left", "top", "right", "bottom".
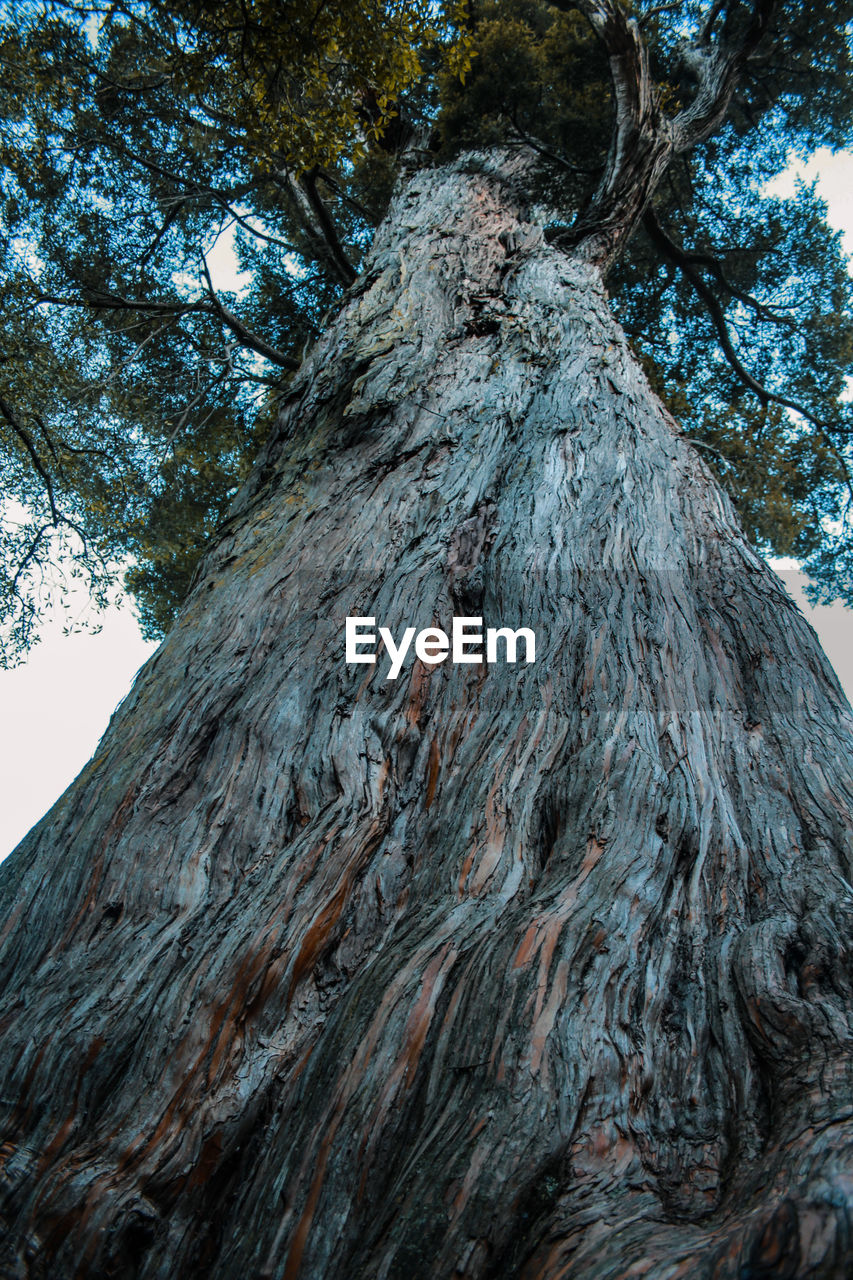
{"left": 1, "top": 151, "right": 852, "bottom": 1280}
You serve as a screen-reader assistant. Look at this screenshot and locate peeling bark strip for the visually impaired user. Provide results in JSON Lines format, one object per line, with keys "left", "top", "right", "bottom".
{"left": 1, "top": 151, "right": 853, "bottom": 1279}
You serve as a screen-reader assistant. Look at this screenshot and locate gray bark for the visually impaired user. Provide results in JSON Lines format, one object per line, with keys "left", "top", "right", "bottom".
{"left": 1, "top": 151, "right": 852, "bottom": 1279}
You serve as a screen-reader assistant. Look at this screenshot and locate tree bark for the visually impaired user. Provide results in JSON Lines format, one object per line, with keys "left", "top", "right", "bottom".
{"left": 1, "top": 150, "right": 852, "bottom": 1279}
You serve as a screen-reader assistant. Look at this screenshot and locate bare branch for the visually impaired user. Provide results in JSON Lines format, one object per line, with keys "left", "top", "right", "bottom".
{"left": 547, "top": 0, "right": 781, "bottom": 267}
{"left": 699, "top": 0, "right": 728, "bottom": 44}
{"left": 205, "top": 197, "right": 300, "bottom": 254}
{"left": 137, "top": 201, "right": 186, "bottom": 266}
{"left": 682, "top": 436, "right": 734, "bottom": 472}
{"left": 673, "top": 244, "right": 794, "bottom": 326}
{"left": 10, "top": 523, "right": 53, "bottom": 598}
{"left": 33, "top": 282, "right": 300, "bottom": 372}
{"left": 509, "top": 111, "right": 603, "bottom": 177}
{"left": 33, "top": 288, "right": 209, "bottom": 319}
{"left": 273, "top": 167, "right": 357, "bottom": 287}
{"left": 314, "top": 172, "right": 375, "bottom": 223}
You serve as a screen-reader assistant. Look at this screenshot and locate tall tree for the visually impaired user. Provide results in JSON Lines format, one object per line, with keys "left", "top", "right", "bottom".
{"left": 1, "top": 3, "right": 853, "bottom": 1278}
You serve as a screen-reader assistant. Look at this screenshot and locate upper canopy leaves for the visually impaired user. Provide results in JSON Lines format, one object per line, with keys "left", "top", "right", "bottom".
{"left": 0, "top": 0, "right": 470, "bottom": 656}
{"left": 1, "top": 0, "right": 852, "bottom": 660}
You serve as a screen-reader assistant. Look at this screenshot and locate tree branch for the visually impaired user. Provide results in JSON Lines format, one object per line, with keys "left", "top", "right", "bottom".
{"left": 648, "top": 207, "right": 853, "bottom": 509}
{"left": 548, "top": 0, "right": 781, "bottom": 268}
{"left": 198, "top": 254, "right": 300, "bottom": 369}
{"left": 314, "top": 172, "right": 374, "bottom": 223}
{"left": 699, "top": 0, "right": 728, "bottom": 44}
{"left": 10, "top": 523, "right": 53, "bottom": 599}
{"left": 672, "top": 0, "right": 781, "bottom": 153}
{"left": 673, "top": 244, "right": 794, "bottom": 326}
{"left": 137, "top": 201, "right": 186, "bottom": 266}
{"left": 638, "top": 3, "right": 684, "bottom": 30}
{"left": 273, "top": 167, "right": 357, "bottom": 288}
{"left": 509, "top": 110, "right": 603, "bottom": 177}
{"left": 0, "top": 396, "right": 58, "bottom": 524}
{"left": 644, "top": 207, "right": 851, "bottom": 440}
{"left": 33, "top": 284, "right": 300, "bottom": 372}
{"left": 299, "top": 169, "right": 357, "bottom": 287}
{"left": 550, "top": 0, "right": 672, "bottom": 266}
{"left": 205, "top": 199, "right": 300, "bottom": 255}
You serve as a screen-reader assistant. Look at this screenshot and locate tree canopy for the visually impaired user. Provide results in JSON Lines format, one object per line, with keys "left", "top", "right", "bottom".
{"left": 2, "top": 0, "right": 853, "bottom": 663}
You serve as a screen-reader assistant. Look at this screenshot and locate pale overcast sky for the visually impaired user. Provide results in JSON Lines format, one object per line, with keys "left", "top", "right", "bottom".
{"left": 1, "top": 152, "right": 852, "bottom": 863}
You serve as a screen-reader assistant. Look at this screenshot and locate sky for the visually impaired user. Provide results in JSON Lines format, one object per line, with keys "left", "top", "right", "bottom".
{"left": 1, "top": 152, "right": 852, "bottom": 863}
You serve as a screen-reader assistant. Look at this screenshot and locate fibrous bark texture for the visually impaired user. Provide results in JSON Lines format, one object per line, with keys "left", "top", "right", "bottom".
{"left": 1, "top": 152, "right": 852, "bottom": 1279}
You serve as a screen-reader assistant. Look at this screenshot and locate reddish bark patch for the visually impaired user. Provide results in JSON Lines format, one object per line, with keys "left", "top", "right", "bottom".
{"left": 188, "top": 1130, "right": 224, "bottom": 1190}
{"left": 425, "top": 736, "right": 441, "bottom": 809}
{"left": 287, "top": 882, "right": 348, "bottom": 1006}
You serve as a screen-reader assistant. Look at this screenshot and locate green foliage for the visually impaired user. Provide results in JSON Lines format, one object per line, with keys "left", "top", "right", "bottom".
{"left": 0, "top": 0, "right": 471, "bottom": 661}
{"left": 122, "top": 411, "right": 266, "bottom": 638}
{"left": 437, "top": 0, "right": 612, "bottom": 208}
{"left": 608, "top": 137, "right": 853, "bottom": 587}
{"left": 3, "top": 0, "right": 853, "bottom": 663}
